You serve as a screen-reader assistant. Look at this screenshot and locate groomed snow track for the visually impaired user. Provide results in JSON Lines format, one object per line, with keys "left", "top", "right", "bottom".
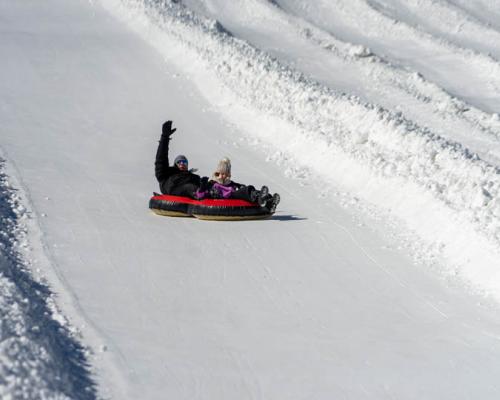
{"left": 104, "top": 0, "right": 500, "bottom": 297}
{"left": 3, "top": 0, "right": 500, "bottom": 399}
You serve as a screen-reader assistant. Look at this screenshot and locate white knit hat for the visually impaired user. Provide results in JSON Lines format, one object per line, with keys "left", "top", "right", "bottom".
{"left": 213, "top": 157, "right": 232, "bottom": 184}
{"left": 215, "top": 157, "right": 231, "bottom": 176}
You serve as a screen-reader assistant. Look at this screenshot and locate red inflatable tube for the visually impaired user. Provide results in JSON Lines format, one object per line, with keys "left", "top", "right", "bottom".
{"left": 149, "top": 194, "right": 274, "bottom": 220}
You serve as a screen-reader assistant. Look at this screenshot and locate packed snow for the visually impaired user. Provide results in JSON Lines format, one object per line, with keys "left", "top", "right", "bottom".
{"left": 104, "top": 0, "right": 500, "bottom": 299}
{"left": 0, "top": 159, "right": 96, "bottom": 399}
{"left": 2, "top": 0, "right": 500, "bottom": 398}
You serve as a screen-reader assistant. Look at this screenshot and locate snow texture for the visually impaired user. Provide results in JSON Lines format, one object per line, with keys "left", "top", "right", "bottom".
{"left": 0, "top": 160, "right": 96, "bottom": 399}
{"left": 3, "top": 0, "right": 500, "bottom": 398}
{"left": 104, "top": 0, "right": 500, "bottom": 298}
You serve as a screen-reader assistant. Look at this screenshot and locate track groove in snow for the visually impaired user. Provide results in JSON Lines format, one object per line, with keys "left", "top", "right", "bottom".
{"left": 446, "top": 0, "right": 500, "bottom": 32}
{"left": 273, "top": 0, "right": 500, "bottom": 113}
{"left": 366, "top": 0, "right": 500, "bottom": 58}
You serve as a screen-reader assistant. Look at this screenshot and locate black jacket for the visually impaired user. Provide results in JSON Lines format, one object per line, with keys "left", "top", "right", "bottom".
{"left": 155, "top": 133, "right": 201, "bottom": 196}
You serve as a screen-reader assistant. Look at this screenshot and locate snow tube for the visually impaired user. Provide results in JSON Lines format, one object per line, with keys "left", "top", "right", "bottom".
{"left": 149, "top": 194, "right": 274, "bottom": 221}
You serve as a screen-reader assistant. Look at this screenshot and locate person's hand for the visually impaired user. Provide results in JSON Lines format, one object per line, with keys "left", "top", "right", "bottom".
{"left": 209, "top": 187, "right": 222, "bottom": 199}
{"left": 162, "top": 120, "right": 177, "bottom": 138}
{"left": 199, "top": 176, "right": 209, "bottom": 190}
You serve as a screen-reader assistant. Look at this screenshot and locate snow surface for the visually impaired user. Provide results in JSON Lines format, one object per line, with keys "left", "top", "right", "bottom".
{"left": 2, "top": 0, "right": 500, "bottom": 398}
{"left": 0, "top": 159, "right": 96, "bottom": 399}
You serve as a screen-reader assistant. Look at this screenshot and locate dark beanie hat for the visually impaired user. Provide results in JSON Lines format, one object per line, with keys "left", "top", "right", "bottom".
{"left": 174, "top": 155, "right": 188, "bottom": 165}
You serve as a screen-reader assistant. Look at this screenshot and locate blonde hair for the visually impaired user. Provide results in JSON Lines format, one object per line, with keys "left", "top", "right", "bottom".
{"left": 213, "top": 157, "right": 232, "bottom": 184}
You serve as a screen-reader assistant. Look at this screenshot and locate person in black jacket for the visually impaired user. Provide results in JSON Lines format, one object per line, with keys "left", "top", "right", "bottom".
{"left": 155, "top": 120, "right": 203, "bottom": 197}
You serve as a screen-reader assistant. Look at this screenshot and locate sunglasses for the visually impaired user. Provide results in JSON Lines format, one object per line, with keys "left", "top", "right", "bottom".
{"left": 176, "top": 160, "right": 188, "bottom": 165}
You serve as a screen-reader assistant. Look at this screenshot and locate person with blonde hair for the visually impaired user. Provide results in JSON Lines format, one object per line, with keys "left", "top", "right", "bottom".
{"left": 154, "top": 120, "right": 279, "bottom": 211}
{"left": 196, "top": 157, "right": 280, "bottom": 211}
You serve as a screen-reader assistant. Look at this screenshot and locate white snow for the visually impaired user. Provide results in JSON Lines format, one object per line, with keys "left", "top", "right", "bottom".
{"left": 2, "top": 0, "right": 500, "bottom": 398}
{"left": 0, "top": 159, "right": 96, "bottom": 399}
{"left": 103, "top": 0, "right": 500, "bottom": 300}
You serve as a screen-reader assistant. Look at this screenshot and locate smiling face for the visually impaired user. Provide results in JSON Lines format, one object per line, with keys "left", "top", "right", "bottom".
{"left": 214, "top": 158, "right": 231, "bottom": 182}
{"left": 215, "top": 171, "right": 229, "bottom": 181}
{"left": 174, "top": 155, "right": 189, "bottom": 171}
{"left": 176, "top": 159, "right": 188, "bottom": 171}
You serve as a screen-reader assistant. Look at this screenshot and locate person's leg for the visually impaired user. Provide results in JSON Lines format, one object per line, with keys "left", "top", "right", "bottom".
{"left": 266, "top": 193, "right": 281, "bottom": 212}
{"left": 231, "top": 185, "right": 257, "bottom": 202}
{"left": 232, "top": 185, "right": 277, "bottom": 209}
{"left": 169, "top": 183, "right": 199, "bottom": 198}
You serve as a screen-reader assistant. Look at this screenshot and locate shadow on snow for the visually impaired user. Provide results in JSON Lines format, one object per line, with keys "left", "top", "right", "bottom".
{"left": 0, "top": 158, "right": 97, "bottom": 399}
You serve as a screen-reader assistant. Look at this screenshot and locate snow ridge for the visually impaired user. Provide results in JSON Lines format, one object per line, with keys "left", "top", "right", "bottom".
{"left": 104, "top": 0, "right": 500, "bottom": 295}
{"left": 0, "top": 160, "right": 96, "bottom": 400}
{"left": 276, "top": 0, "right": 500, "bottom": 114}
{"left": 366, "top": 0, "right": 500, "bottom": 57}
{"left": 228, "top": 0, "right": 500, "bottom": 158}
{"left": 447, "top": 0, "right": 500, "bottom": 31}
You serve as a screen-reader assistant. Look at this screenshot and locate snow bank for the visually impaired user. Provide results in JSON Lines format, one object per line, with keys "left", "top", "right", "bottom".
{"left": 0, "top": 159, "right": 96, "bottom": 400}
{"left": 183, "top": 0, "right": 500, "bottom": 163}
{"left": 365, "top": 0, "right": 500, "bottom": 58}
{"left": 101, "top": 0, "right": 500, "bottom": 297}
{"left": 282, "top": 0, "right": 500, "bottom": 113}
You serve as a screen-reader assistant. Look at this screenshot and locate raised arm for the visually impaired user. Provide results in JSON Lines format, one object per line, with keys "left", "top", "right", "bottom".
{"left": 155, "top": 120, "right": 176, "bottom": 182}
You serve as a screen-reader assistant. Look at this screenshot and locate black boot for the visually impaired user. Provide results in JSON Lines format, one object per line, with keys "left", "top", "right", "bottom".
{"left": 250, "top": 189, "right": 260, "bottom": 204}
{"left": 259, "top": 186, "right": 272, "bottom": 207}
{"left": 250, "top": 186, "right": 272, "bottom": 206}
{"left": 267, "top": 193, "right": 280, "bottom": 213}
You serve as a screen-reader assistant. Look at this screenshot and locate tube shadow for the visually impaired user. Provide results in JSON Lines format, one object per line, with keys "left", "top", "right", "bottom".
{"left": 271, "top": 214, "right": 307, "bottom": 221}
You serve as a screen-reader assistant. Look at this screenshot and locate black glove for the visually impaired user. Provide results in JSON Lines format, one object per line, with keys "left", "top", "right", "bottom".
{"left": 209, "top": 187, "right": 222, "bottom": 199}
{"left": 162, "top": 120, "right": 177, "bottom": 138}
{"left": 199, "top": 176, "right": 209, "bottom": 191}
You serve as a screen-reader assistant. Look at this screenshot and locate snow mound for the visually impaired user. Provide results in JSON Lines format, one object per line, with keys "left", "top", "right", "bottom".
{"left": 103, "top": 0, "right": 500, "bottom": 297}
{"left": 0, "top": 160, "right": 96, "bottom": 400}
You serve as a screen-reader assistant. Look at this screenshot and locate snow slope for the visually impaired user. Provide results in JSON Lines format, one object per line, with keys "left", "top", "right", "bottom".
{"left": 0, "top": 159, "right": 96, "bottom": 399}
{"left": 2, "top": 0, "right": 500, "bottom": 398}
{"left": 105, "top": 0, "right": 500, "bottom": 300}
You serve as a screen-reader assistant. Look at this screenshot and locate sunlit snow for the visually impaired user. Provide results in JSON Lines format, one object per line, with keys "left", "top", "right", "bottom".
{"left": 2, "top": 0, "right": 500, "bottom": 398}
